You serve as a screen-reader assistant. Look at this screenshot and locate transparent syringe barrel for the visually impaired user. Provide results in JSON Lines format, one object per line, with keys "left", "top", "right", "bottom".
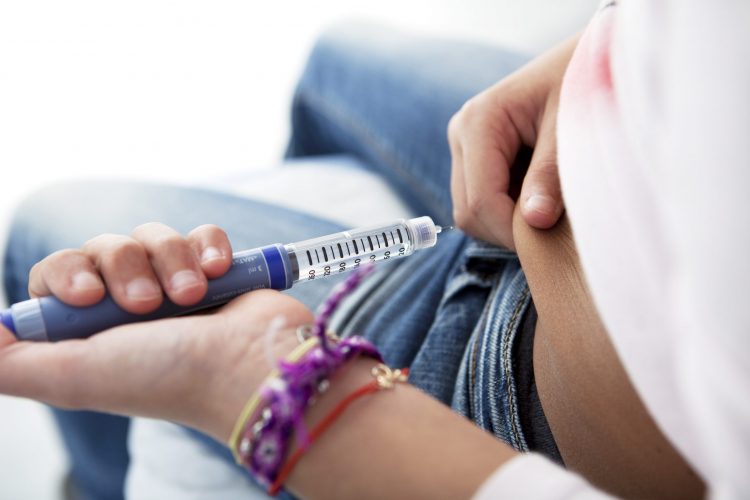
{"left": 284, "top": 216, "right": 438, "bottom": 283}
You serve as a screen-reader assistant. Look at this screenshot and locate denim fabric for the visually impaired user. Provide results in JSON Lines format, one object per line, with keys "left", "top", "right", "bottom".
{"left": 286, "top": 22, "right": 528, "bottom": 225}
{"left": 2, "top": 22, "right": 561, "bottom": 500}
{"left": 452, "top": 244, "right": 533, "bottom": 447}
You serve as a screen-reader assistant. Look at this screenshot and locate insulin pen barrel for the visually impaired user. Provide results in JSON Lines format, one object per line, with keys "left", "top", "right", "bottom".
{"left": 0, "top": 244, "right": 294, "bottom": 342}
{"left": 0, "top": 216, "right": 440, "bottom": 342}
{"left": 284, "top": 216, "right": 438, "bottom": 283}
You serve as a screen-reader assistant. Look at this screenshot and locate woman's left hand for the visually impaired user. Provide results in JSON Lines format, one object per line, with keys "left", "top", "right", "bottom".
{"left": 448, "top": 35, "right": 579, "bottom": 250}
{"left": 0, "top": 290, "right": 312, "bottom": 442}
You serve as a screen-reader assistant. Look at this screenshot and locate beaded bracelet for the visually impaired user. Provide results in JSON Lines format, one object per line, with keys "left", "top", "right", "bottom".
{"left": 231, "top": 265, "right": 385, "bottom": 490}
{"left": 228, "top": 337, "right": 321, "bottom": 463}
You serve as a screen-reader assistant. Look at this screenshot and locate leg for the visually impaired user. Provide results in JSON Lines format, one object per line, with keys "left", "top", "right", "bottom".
{"left": 286, "top": 22, "right": 527, "bottom": 224}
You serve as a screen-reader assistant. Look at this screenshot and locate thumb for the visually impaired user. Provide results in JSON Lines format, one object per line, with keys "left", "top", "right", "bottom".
{"left": 520, "top": 109, "right": 564, "bottom": 229}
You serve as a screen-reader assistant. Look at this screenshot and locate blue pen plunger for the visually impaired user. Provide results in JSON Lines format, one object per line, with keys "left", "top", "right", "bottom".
{"left": 1, "top": 308, "right": 15, "bottom": 333}
{"left": 3, "top": 244, "right": 293, "bottom": 342}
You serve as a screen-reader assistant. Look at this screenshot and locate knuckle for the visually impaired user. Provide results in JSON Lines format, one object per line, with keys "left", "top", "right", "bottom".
{"left": 452, "top": 207, "right": 471, "bottom": 231}
{"left": 531, "top": 158, "right": 559, "bottom": 177}
{"left": 47, "top": 248, "right": 83, "bottom": 262}
{"left": 83, "top": 233, "right": 127, "bottom": 253}
{"left": 450, "top": 96, "right": 483, "bottom": 136}
{"left": 447, "top": 113, "right": 462, "bottom": 142}
{"left": 459, "top": 94, "right": 488, "bottom": 122}
{"left": 459, "top": 96, "right": 478, "bottom": 117}
{"left": 450, "top": 93, "right": 494, "bottom": 144}
{"left": 29, "top": 260, "right": 43, "bottom": 278}
{"left": 28, "top": 262, "right": 46, "bottom": 296}
{"left": 98, "top": 238, "right": 145, "bottom": 268}
{"left": 151, "top": 234, "right": 188, "bottom": 256}
{"left": 465, "top": 194, "right": 486, "bottom": 217}
{"left": 131, "top": 221, "right": 170, "bottom": 238}
{"left": 31, "top": 250, "right": 72, "bottom": 275}
{"left": 193, "top": 224, "right": 227, "bottom": 242}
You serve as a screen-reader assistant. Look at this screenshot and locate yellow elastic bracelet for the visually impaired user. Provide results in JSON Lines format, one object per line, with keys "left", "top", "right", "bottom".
{"left": 228, "top": 336, "right": 320, "bottom": 463}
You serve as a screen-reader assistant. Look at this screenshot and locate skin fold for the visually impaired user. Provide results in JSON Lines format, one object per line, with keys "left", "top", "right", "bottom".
{"left": 512, "top": 209, "right": 704, "bottom": 499}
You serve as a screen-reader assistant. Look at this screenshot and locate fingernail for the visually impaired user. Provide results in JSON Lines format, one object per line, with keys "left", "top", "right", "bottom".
{"left": 169, "top": 270, "right": 201, "bottom": 292}
{"left": 71, "top": 271, "right": 102, "bottom": 291}
{"left": 201, "top": 246, "right": 223, "bottom": 263}
{"left": 126, "top": 278, "right": 161, "bottom": 301}
{"left": 525, "top": 194, "right": 556, "bottom": 216}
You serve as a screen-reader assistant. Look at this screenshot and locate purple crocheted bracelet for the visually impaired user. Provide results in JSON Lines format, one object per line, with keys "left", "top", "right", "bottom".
{"left": 238, "top": 265, "right": 382, "bottom": 490}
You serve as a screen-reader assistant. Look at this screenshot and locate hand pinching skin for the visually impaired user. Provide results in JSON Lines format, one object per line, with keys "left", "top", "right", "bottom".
{"left": 448, "top": 35, "right": 579, "bottom": 249}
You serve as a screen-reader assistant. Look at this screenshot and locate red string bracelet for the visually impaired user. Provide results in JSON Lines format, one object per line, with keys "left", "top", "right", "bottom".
{"left": 268, "top": 364, "right": 409, "bottom": 496}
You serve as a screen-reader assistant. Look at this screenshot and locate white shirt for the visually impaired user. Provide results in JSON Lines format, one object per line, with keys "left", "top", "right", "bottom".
{"left": 476, "top": 1, "right": 750, "bottom": 498}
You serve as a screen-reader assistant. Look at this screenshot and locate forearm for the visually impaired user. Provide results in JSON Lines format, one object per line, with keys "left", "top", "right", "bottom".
{"left": 217, "top": 355, "right": 517, "bottom": 499}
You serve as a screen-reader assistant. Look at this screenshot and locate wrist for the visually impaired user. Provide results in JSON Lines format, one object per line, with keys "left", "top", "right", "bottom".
{"left": 204, "top": 327, "right": 301, "bottom": 443}
{"left": 231, "top": 331, "right": 384, "bottom": 490}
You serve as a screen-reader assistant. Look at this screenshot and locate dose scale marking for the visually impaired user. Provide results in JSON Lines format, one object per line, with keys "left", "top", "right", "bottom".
{"left": 291, "top": 224, "right": 418, "bottom": 282}
{"left": 305, "top": 228, "right": 404, "bottom": 266}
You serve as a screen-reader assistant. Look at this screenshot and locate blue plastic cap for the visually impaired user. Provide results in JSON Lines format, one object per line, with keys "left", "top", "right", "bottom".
{"left": 0, "top": 308, "right": 17, "bottom": 335}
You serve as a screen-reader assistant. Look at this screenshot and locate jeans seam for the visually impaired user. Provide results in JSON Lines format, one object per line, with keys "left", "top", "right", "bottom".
{"left": 502, "top": 286, "right": 530, "bottom": 450}
{"left": 295, "top": 87, "right": 449, "bottom": 221}
{"left": 468, "top": 306, "right": 485, "bottom": 420}
{"left": 470, "top": 277, "right": 503, "bottom": 429}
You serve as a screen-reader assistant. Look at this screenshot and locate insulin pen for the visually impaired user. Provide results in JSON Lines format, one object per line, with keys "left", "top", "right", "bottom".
{"left": 0, "top": 217, "right": 444, "bottom": 342}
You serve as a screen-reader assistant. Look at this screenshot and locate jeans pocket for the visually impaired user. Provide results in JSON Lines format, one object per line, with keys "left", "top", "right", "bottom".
{"left": 451, "top": 252, "right": 533, "bottom": 453}
{"left": 439, "top": 240, "right": 518, "bottom": 304}
{"left": 400, "top": 238, "right": 515, "bottom": 405}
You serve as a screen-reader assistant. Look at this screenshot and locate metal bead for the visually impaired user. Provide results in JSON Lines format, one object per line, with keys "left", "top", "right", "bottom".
{"left": 239, "top": 437, "right": 251, "bottom": 455}
{"left": 252, "top": 420, "right": 265, "bottom": 436}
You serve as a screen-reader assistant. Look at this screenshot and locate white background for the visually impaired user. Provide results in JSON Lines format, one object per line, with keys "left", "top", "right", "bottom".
{"left": 0, "top": 1, "right": 596, "bottom": 498}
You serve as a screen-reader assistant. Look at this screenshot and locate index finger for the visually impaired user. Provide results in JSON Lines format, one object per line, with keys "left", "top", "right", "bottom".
{"left": 28, "top": 249, "right": 106, "bottom": 306}
{"left": 460, "top": 107, "right": 520, "bottom": 249}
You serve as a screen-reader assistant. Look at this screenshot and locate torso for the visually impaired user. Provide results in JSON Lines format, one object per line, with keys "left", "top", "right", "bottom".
{"left": 514, "top": 214, "right": 703, "bottom": 499}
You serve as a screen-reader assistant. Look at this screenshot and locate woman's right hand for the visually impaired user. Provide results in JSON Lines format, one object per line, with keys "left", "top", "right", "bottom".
{"left": 3, "top": 222, "right": 315, "bottom": 442}
{"left": 448, "top": 34, "right": 580, "bottom": 250}
{"left": 27, "top": 222, "right": 234, "bottom": 313}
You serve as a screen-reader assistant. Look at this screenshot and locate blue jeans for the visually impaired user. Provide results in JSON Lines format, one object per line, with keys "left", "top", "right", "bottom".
{"left": 3, "top": 23, "right": 558, "bottom": 500}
